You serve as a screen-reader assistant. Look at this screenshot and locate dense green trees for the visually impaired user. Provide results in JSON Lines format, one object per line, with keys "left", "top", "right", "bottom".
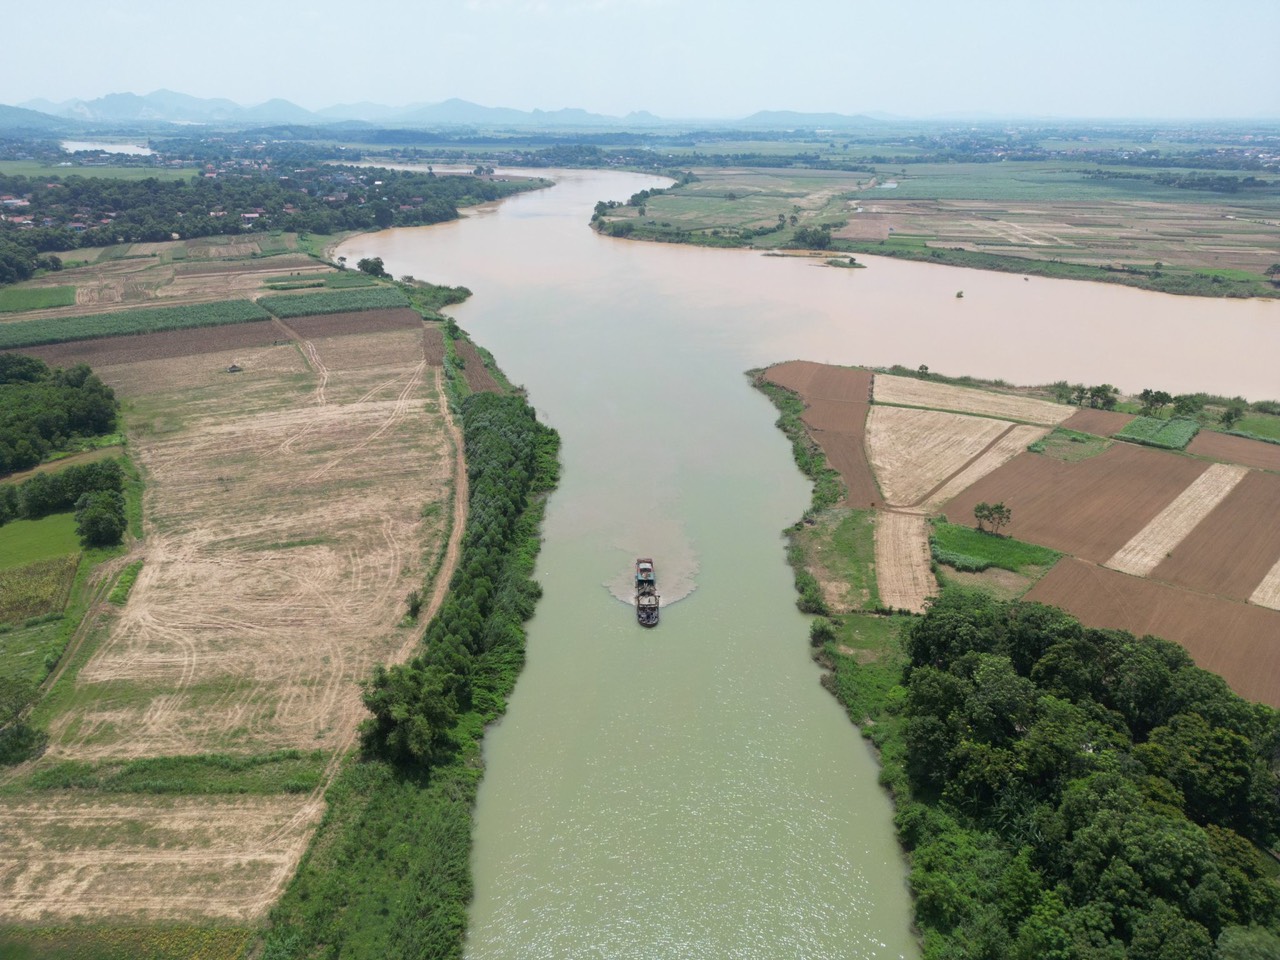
{"left": 891, "top": 589, "right": 1280, "bottom": 958}
{"left": 0, "top": 355, "right": 117, "bottom": 475}
{"left": 0, "top": 458, "right": 124, "bottom": 527}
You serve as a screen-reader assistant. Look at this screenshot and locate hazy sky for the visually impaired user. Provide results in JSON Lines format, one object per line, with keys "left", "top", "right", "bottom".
{"left": 4, "top": 0, "right": 1278, "bottom": 119}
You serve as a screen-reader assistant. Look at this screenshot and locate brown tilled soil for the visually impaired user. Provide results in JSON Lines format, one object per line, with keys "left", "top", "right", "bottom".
{"left": 1025, "top": 558, "right": 1280, "bottom": 708}
{"left": 423, "top": 325, "right": 446, "bottom": 365}
{"left": 1148, "top": 470, "right": 1280, "bottom": 600}
{"left": 1188, "top": 431, "right": 1280, "bottom": 473}
{"left": 943, "top": 444, "right": 1208, "bottom": 563}
{"left": 8, "top": 321, "right": 284, "bottom": 367}
{"left": 284, "top": 308, "right": 422, "bottom": 339}
{"left": 1061, "top": 408, "right": 1136, "bottom": 435}
{"left": 456, "top": 338, "right": 501, "bottom": 393}
{"left": 866, "top": 406, "right": 1011, "bottom": 506}
{"left": 763, "top": 361, "right": 878, "bottom": 508}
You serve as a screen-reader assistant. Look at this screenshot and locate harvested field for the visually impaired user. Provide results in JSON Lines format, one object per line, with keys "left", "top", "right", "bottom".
{"left": 1148, "top": 470, "right": 1280, "bottom": 600}
{"left": 285, "top": 308, "right": 421, "bottom": 340}
{"left": 1188, "top": 431, "right": 1280, "bottom": 473}
{"left": 764, "top": 360, "right": 872, "bottom": 403}
{"left": 47, "top": 326, "right": 452, "bottom": 761}
{"left": 763, "top": 361, "right": 878, "bottom": 508}
{"left": 456, "top": 337, "right": 501, "bottom": 393}
{"left": 1061, "top": 407, "right": 1135, "bottom": 435}
{"left": 874, "top": 511, "right": 936, "bottom": 614}
{"left": 1106, "top": 463, "right": 1249, "bottom": 576}
{"left": 866, "top": 406, "right": 1011, "bottom": 506}
{"left": 942, "top": 444, "right": 1209, "bottom": 563}
{"left": 873, "top": 374, "right": 1071, "bottom": 426}
{"left": 0, "top": 794, "right": 322, "bottom": 923}
{"left": 924, "top": 423, "right": 1048, "bottom": 509}
{"left": 1025, "top": 558, "right": 1280, "bottom": 708}
{"left": 1252, "top": 560, "right": 1280, "bottom": 611}
{"left": 10, "top": 320, "right": 283, "bottom": 367}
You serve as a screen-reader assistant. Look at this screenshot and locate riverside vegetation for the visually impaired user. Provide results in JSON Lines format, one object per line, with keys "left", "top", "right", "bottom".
{"left": 763, "top": 368, "right": 1280, "bottom": 959}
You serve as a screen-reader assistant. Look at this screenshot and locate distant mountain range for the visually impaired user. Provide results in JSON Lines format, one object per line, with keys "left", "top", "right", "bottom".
{"left": 7, "top": 89, "right": 889, "bottom": 131}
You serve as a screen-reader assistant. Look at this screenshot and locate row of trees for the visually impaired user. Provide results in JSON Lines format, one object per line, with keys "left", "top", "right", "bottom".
{"left": 0, "top": 457, "right": 124, "bottom": 528}
{"left": 0, "top": 354, "right": 117, "bottom": 476}
{"left": 892, "top": 589, "right": 1280, "bottom": 958}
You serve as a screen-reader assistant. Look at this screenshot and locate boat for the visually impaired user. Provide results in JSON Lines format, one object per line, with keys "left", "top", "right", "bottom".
{"left": 635, "top": 557, "right": 659, "bottom": 627}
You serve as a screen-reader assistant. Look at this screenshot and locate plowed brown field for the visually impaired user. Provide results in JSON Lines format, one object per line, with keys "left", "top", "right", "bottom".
{"left": 1061, "top": 408, "right": 1136, "bottom": 435}
{"left": 867, "top": 406, "right": 1011, "bottom": 506}
{"left": 10, "top": 321, "right": 282, "bottom": 366}
{"left": 762, "top": 361, "right": 878, "bottom": 507}
{"left": 942, "top": 444, "right": 1209, "bottom": 563}
{"left": 1149, "top": 470, "right": 1280, "bottom": 600}
{"left": 924, "top": 423, "right": 1048, "bottom": 509}
{"left": 1106, "top": 463, "right": 1249, "bottom": 577}
{"left": 1025, "top": 558, "right": 1280, "bottom": 707}
{"left": 456, "top": 338, "right": 501, "bottom": 393}
{"left": 285, "top": 308, "right": 422, "bottom": 339}
{"left": 1188, "top": 431, "right": 1280, "bottom": 472}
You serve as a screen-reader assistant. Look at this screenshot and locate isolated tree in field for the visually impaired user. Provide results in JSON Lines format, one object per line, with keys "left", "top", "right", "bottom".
{"left": 74, "top": 490, "right": 125, "bottom": 547}
{"left": 1138, "top": 388, "right": 1172, "bottom": 416}
{"left": 1267, "top": 263, "right": 1280, "bottom": 278}
{"left": 974, "top": 501, "right": 1012, "bottom": 535}
{"left": 356, "top": 256, "right": 387, "bottom": 278}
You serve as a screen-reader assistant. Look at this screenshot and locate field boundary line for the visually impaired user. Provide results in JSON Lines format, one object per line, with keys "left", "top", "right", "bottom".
{"left": 1106, "top": 462, "right": 1249, "bottom": 576}
{"left": 871, "top": 400, "right": 1058, "bottom": 429}
{"left": 907, "top": 422, "right": 1018, "bottom": 508}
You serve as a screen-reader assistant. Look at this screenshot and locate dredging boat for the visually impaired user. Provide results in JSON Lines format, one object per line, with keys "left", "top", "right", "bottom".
{"left": 635, "top": 557, "right": 659, "bottom": 627}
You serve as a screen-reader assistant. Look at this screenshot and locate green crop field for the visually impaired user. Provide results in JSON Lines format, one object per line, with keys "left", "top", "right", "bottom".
{"left": 258, "top": 286, "right": 410, "bottom": 318}
{"left": 0, "top": 286, "right": 77, "bottom": 313}
{"left": 0, "top": 513, "right": 81, "bottom": 570}
{"left": 1028, "top": 428, "right": 1112, "bottom": 462}
{"left": 931, "top": 521, "right": 1061, "bottom": 573}
{"left": 1115, "top": 416, "right": 1201, "bottom": 450}
{"left": 0, "top": 554, "right": 79, "bottom": 624}
{"left": 0, "top": 299, "right": 271, "bottom": 349}
{"left": 0, "top": 160, "right": 196, "bottom": 181}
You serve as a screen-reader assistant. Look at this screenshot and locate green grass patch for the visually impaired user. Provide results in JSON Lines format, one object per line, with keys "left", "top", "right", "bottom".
{"left": 0, "top": 925, "right": 251, "bottom": 960}
{"left": 793, "top": 509, "right": 881, "bottom": 612}
{"left": 108, "top": 560, "right": 143, "bottom": 605}
{"left": 821, "top": 613, "right": 911, "bottom": 725}
{"left": 258, "top": 286, "right": 409, "bottom": 318}
{"left": 0, "top": 160, "right": 197, "bottom": 181}
{"left": 0, "top": 285, "right": 76, "bottom": 313}
{"left": 1232, "top": 415, "right": 1280, "bottom": 441}
{"left": 0, "top": 513, "right": 80, "bottom": 570}
{"left": 0, "top": 554, "right": 79, "bottom": 624}
{"left": 325, "top": 271, "right": 379, "bottom": 288}
{"left": 1114, "top": 415, "right": 1200, "bottom": 450}
{"left": 14, "top": 749, "right": 326, "bottom": 796}
{"left": 930, "top": 521, "right": 1060, "bottom": 573}
{"left": 1027, "top": 427, "right": 1111, "bottom": 461}
{"left": 0, "top": 300, "right": 271, "bottom": 349}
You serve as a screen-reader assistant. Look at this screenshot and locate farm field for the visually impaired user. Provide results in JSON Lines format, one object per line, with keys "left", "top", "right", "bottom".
{"left": 922, "top": 423, "right": 1048, "bottom": 509}
{"left": 873, "top": 511, "right": 935, "bottom": 614}
{"left": 1060, "top": 407, "right": 1135, "bottom": 435}
{"left": 0, "top": 286, "right": 76, "bottom": 313}
{"left": 1026, "top": 559, "right": 1280, "bottom": 707}
{"left": 0, "top": 308, "right": 461, "bottom": 923}
{"left": 761, "top": 361, "right": 877, "bottom": 507}
{"left": 942, "top": 444, "right": 1209, "bottom": 562}
{"left": 1106, "top": 463, "right": 1249, "bottom": 576}
{"left": 1188, "top": 430, "right": 1280, "bottom": 472}
{"left": 1148, "top": 470, "right": 1280, "bottom": 600}
{"left": 873, "top": 373, "right": 1071, "bottom": 425}
{"left": 866, "top": 406, "right": 1011, "bottom": 506}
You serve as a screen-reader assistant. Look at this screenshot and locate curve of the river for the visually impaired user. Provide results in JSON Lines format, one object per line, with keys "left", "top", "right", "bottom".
{"left": 338, "top": 168, "right": 1276, "bottom": 959}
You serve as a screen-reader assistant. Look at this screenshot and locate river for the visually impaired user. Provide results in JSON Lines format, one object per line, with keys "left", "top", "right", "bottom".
{"left": 337, "top": 169, "right": 1277, "bottom": 959}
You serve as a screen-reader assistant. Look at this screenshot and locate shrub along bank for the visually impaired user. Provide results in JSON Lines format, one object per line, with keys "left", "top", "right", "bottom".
{"left": 258, "top": 390, "right": 559, "bottom": 959}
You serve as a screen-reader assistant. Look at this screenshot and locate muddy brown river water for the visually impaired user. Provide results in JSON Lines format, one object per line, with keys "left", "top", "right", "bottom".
{"left": 338, "top": 169, "right": 1276, "bottom": 959}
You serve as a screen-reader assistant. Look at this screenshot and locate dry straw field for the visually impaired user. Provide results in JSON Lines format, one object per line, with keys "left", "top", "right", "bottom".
{"left": 1, "top": 312, "right": 460, "bottom": 922}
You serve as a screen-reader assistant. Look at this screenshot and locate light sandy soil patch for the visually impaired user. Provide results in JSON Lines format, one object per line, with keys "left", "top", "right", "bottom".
{"left": 925, "top": 424, "right": 1048, "bottom": 509}
{"left": 874, "top": 511, "right": 936, "bottom": 613}
{"left": 0, "top": 794, "right": 322, "bottom": 923}
{"left": 874, "top": 374, "right": 1072, "bottom": 426}
{"left": 1026, "top": 558, "right": 1280, "bottom": 708}
{"left": 48, "top": 327, "right": 452, "bottom": 761}
{"left": 1149, "top": 470, "right": 1280, "bottom": 601}
{"left": 866, "top": 406, "right": 1011, "bottom": 506}
{"left": 1106, "top": 463, "right": 1249, "bottom": 576}
{"left": 1252, "top": 559, "right": 1280, "bottom": 611}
